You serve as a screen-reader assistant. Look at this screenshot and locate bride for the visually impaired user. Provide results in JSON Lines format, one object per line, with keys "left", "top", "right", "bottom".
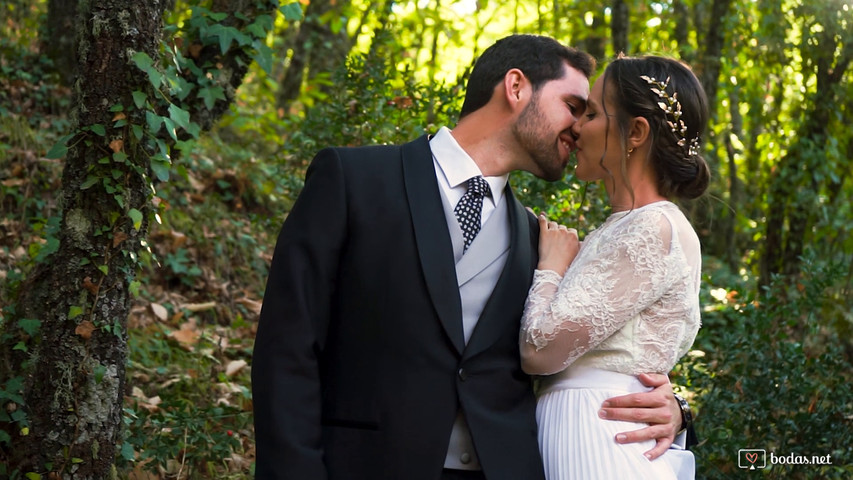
{"left": 520, "top": 55, "right": 709, "bottom": 480}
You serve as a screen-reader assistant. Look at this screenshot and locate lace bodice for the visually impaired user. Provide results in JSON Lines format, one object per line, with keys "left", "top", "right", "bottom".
{"left": 520, "top": 201, "right": 702, "bottom": 376}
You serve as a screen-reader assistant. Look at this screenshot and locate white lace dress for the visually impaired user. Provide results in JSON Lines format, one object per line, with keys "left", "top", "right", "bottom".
{"left": 520, "top": 201, "right": 702, "bottom": 480}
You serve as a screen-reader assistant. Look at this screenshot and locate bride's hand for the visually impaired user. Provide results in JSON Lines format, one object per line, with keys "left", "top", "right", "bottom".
{"left": 537, "top": 214, "right": 579, "bottom": 274}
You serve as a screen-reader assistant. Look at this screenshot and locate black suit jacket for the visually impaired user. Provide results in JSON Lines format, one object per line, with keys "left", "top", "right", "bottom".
{"left": 252, "top": 135, "right": 545, "bottom": 480}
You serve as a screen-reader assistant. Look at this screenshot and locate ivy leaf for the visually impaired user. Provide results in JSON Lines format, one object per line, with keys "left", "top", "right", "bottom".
{"left": 46, "top": 133, "right": 75, "bottom": 159}
{"left": 90, "top": 124, "right": 106, "bottom": 136}
{"left": 132, "top": 91, "right": 148, "bottom": 109}
{"left": 131, "top": 51, "right": 154, "bottom": 71}
{"left": 168, "top": 103, "right": 191, "bottom": 130}
{"left": 80, "top": 175, "right": 99, "bottom": 190}
{"left": 246, "top": 22, "right": 266, "bottom": 39}
{"left": 129, "top": 280, "right": 141, "bottom": 297}
{"left": 146, "top": 68, "right": 163, "bottom": 89}
{"left": 162, "top": 117, "right": 178, "bottom": 141}
{"left": 146, "top": 111, "right": 163, "bottom": 134}
{"left": 69, "top": 305, "right": 84, "bottom": 320}
{"left": 185, "top": 122, "right": 201, "bottom": 139}
{"left": 280, "top": 2, "right": 304, "bottom": 21}
{"left": 18, "top": 318, "right": 41, "bottom": 337}
{"left": 128, "top": 208, "right": 143, "bottom": 231}
{"left": 151, "top": 156, "right": 171, "bottom": 182}
{"left": 253, "top": 41, "right": 273, "bottom": 74}
{"left": 120, "top": 441, "right": 135, "bottom": 461}
{"left": 233, "top": 29, "right": 253, "bottom": 47}
{"left": 34, "top": 235, "right": 60, "bottom": 262}
{"left": 253, "top": 14, "right": 274, "bottom": 34}
{"left": 94, "top": 364, "right": 106, "bottom": 384}
{"left": 173, "top": 76, "right": 194, "bottom": 101}
{"left": 0, "top": 376, "right": 25, "bottom": 403}
{"left": 208, "top": 24, "right": 237, "bottom": 54}
{"left": 197, "top": 86, "right": 226, "bottom": 110}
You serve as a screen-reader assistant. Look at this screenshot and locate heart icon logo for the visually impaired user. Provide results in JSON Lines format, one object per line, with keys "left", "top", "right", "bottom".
{"left": 745, "top": 452, "right": 758, "bottom": 464}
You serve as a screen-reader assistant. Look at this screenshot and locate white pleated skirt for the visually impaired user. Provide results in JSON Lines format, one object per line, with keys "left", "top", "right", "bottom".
{"left": 535, "top": 365, "right": 679, "bottom": 480}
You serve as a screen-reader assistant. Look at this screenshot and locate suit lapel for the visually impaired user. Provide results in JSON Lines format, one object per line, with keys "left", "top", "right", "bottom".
{"left": 464, "top": 185, "right": 534, "bottom": 358}
{"left": 402, "top": 135, "right": 465, "bottom": 354}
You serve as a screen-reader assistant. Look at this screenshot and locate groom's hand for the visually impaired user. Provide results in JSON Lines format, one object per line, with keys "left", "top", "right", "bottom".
{"left": 598, "top": 373, "right": 680, "bottom": 460}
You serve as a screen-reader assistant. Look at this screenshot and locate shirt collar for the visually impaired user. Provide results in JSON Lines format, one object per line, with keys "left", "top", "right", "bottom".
{"left": 430, "top": 127, "right": 509, "bottom": 200}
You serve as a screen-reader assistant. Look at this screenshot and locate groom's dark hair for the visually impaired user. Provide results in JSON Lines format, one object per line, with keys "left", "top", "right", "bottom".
{"left": 459, "top": 34, "right": 595, "bottom": 119}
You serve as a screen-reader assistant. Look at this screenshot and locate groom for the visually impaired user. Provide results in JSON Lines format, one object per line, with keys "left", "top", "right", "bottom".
{"left": 252, "top": 34, "right": 685, "bottom": 480}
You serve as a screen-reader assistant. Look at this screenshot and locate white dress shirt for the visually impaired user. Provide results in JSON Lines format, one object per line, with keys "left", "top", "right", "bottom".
{"left": 430, "top": 127, "right": 508, "bottom": 226}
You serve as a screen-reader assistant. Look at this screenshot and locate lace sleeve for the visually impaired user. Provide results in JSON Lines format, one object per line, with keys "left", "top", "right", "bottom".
{"left": 520, "top": 210, "right": 676, "bottom": 375}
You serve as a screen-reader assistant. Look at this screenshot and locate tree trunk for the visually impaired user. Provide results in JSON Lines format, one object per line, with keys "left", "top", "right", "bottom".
{"left": 611, "top": 0, "right": 629, "bottom": 55}
{"left": 4, "top": 0, "right": 169, "bottom": 475}
{"left": 720, "top": 76, "right": 744, "bottom": 270}
{"left": 686, "top": 0, "right": 733, "bottom": 260}
{"left": 276, "top": 0, "right": 352, "bottom": 111}
{"left": 584, "top": 10, "right": 607, "bottom": 62}
{"left": 699, "top": 0, "right": 733, "bottom": 113}
{"left": 760, "top": 16, "right": 852, "bottom": 286}
{"left": 43, "top": 0, "right": 79, "bottom": 86}
{"left": 672, "top": 0, "right": 694, "bottom": 64}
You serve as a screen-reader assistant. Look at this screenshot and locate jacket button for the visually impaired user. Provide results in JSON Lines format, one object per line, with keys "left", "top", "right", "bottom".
{"left": 457, "top": 368, "right": 468, "bottom": 381}
{"left": 460, "top": 452, "right": 472, "bottom": 464}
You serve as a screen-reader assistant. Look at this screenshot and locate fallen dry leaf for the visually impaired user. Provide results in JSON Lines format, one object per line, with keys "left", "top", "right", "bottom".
{"left": 237, "top": 296, "right": 263, "bottom": 315}
{"left": 113, "top": 231, "right": 128, "bottom": 248}
{"left": 109, "top": 138, "right": 124, "bottom": 153}
{"left": 82, "top": 276, "right": 99, "bottom": 295}
{"left": 75, "top": 320, "right": 95, "bottom": 340}
{"left": 182, "top": 301, "right": 216, "bottom": 312}
{"left": 150, "top": 303, "right": 168, "bottom": 321}
{"left": 225, "top": 359, "right": 247, "bottom": 377}
{"left": 168, "top": 321, "right": 200, "bottom": 350}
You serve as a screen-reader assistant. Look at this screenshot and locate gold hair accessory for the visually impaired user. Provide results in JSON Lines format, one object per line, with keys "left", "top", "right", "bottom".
{"left": 639, "top": 75, "right": 701, "bottom": 156}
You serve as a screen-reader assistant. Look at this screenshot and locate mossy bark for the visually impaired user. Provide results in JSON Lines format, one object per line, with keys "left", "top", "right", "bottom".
{"left": 5, "top": 0, "right": 168, "bottom": 476}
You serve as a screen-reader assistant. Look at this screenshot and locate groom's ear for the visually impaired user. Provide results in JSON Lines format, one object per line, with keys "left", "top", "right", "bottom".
{"left": 501, "top": 69, "right": 528, "bottom": 109}
{"left": 628, "top": 116, "right": 651, "bottom": 150}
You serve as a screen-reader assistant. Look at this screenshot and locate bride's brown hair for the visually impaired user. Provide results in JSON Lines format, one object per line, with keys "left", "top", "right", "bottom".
{"left": 599, "top": 54, "right": 711, "bottom": 201}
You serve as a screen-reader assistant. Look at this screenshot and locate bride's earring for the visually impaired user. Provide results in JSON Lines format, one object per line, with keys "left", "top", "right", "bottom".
{"left": 627, "top": 147, "right": 634, "bottom": 160}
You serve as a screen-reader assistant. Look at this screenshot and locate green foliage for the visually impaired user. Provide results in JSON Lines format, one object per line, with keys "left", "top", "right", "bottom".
{"left": 513, "top": 170, "right": 610, "bottom": 233}
{"left": 284, "top": 47, "right": 462, "bottom": 156}
{"left": 122, "top": 400, "right": 247, "bottom": 476}
{"left": 273, "top": 35, "right": 464, "bottom": 208}
{"left": 120, "top": 322, "right": 253, "bottom": 478}
{"left": 675, "top": 255, "right": 853, "bottom": 478}
{"left": 163, "top": 248, "right": 204, "bottom": 285}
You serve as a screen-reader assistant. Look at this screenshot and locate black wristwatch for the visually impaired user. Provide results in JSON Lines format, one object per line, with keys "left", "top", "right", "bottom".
{"left": 673, "top": 393, "right": 693, "bottom": 433}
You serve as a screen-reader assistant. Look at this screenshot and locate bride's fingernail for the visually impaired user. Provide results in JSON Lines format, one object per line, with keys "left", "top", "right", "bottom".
{"left": 598, "top": 409, "right": 607, "bottom": 418}
{"left": 616, "top": 434, "right": 627, "bottom": 443}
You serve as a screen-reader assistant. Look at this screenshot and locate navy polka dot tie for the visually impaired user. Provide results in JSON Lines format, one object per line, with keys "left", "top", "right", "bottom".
{"left": 454, "top": 176, "right": 491, "bottom": 253}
